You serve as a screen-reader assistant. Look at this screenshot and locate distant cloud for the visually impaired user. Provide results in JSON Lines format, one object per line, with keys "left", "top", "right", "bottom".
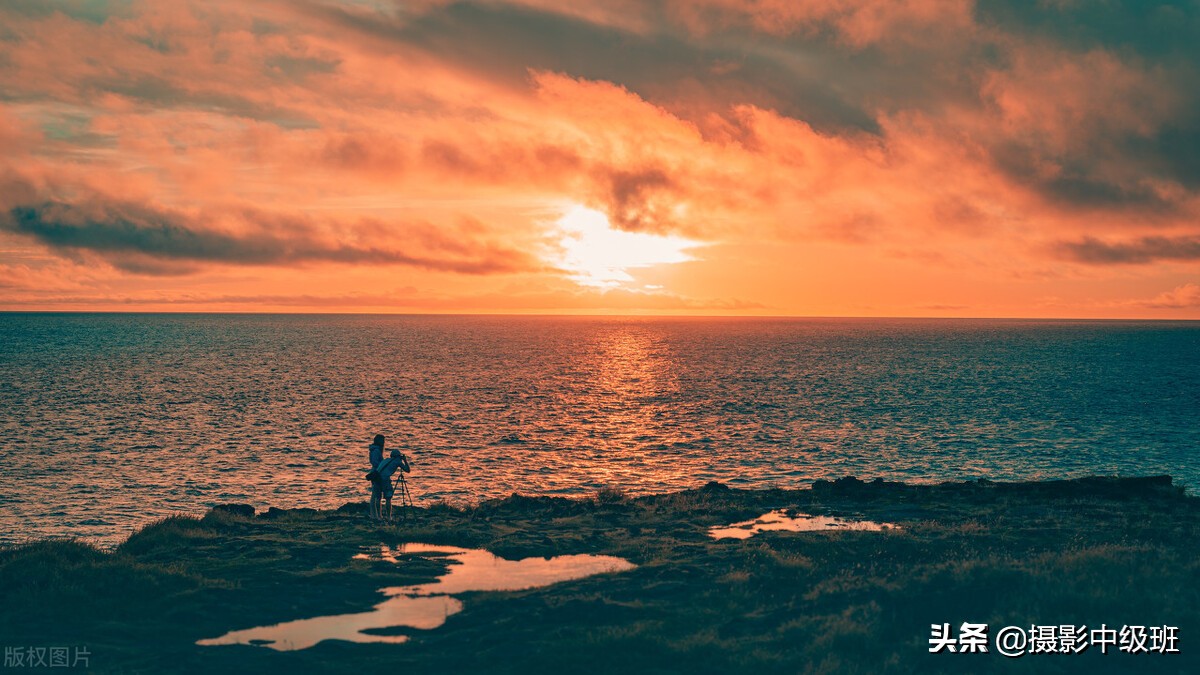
{"left": 1052, "top": 236, "right": 1200, "bottom": 265}
{"left": 4, "top": 200, "right": 537, "bottom": 275}
{"left": 1141, "top": 283, "right": 1200, "bottom": 309}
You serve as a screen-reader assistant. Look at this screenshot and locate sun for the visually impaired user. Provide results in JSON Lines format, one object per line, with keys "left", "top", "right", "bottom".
{"left": 551, "top": 205, "right": 702, "bottom": 289}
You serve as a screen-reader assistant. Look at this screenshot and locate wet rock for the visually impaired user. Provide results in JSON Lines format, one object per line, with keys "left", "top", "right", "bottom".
{"left": 210, "top": 503, "right": 254, "bottom": 518}
{"left": 993, "top": 475, "right": 1180, "bottom": 499}
{"left": 812, "top": 476, "right": 868, "bottom": 494}
{"left": 261, "top": 507, "right": 319, "bottom": 520}
{"left": 480, "top": 493, "right": 593, "bottom": 517}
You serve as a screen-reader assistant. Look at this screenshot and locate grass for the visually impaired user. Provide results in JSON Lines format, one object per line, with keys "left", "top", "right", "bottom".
{"left": 1, "top": 477, "right": 1197, "bottom": 674}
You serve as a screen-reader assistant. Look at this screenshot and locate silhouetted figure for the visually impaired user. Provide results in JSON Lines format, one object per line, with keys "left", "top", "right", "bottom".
{"left": 370, "top": 449, "right": 411, "bottom": 521}
{"left": 367, "top": 434, "right": 386, "bottom": 520}
{"left": 369, "top": 434, "right": 385, "bottom": 468}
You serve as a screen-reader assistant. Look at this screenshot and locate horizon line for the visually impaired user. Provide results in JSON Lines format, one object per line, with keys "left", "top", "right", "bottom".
{"left": 2, "top": 309, "right": 1197, "bottom": 322}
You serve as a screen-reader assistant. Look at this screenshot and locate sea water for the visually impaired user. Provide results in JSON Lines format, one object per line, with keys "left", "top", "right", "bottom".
{"left": 1, "top": 313, "right": 1196, "bottom": 546}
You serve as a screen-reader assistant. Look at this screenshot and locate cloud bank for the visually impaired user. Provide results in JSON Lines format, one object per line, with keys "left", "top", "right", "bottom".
{"left": 0, "top": 0, "right": 1196, "bottom": 316}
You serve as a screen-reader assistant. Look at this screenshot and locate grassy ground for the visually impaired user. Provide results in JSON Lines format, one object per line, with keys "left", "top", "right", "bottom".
{"left": 1, "top": 476, "right": 1197, "bottom": 674}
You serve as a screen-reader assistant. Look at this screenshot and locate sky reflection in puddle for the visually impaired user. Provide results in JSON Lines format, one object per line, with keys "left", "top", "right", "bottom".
{"left": 197, "top": 543, "right": 635, "bottom": 651}
{"left": 709, "top": 510, "right": 898, "bottom": 539}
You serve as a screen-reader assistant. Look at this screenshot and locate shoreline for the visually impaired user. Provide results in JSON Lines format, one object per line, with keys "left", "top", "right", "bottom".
{"left": 2, "top": 475, "right": 1196, "bottom": 672}
{"left": 8, "top": 473, "right": 1193, "bottom": 553}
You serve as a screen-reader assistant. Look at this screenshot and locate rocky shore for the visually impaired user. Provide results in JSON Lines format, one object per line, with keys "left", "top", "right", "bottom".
{"left": 1, "top": 476, "right": 1196, "bottom": 673}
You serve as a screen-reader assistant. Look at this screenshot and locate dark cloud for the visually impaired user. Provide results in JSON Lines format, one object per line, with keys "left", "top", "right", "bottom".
{"left": 307, "top": 1, "right": 1200, "bottom": 213}
{"left": 991, "top": 141, "right": 1156, "bottom": 208}
{"left": 987, "top": 96, "right": 1200, "bottom": 207}
{"left": 974, "top": 1, "right": 1200, "bottom": 59}
{"left": 976, "top": 0, "right": 1200, "bottom": 196}
{"left": 86, "top": 74, "right": 318, "bottom": 129}
{"left": 603, "top": 168, "right": 676, "bottom": 232}
{"left": 0, "top": 8, "right": 323, "bottom": 127}
{"left": 0, "top": 0, "right": 133, "bottom": 24}
{"left": 4, "top": 200, "right": 536, "bottom": 275}
{"left": 1125, "top": 123, "right": 1200, "bottom": 189}
{"left": 305, "top": 0, "right": 884, "bottom": 134}
{"left": 1053, "top": 235, "right": 1200, "bottom": 265}
{"left": 264, "top": 54, "right": 342, "bottom": 80}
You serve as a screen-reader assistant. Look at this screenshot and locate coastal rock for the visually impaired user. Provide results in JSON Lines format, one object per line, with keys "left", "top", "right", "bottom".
{"left": 261, "top": 507, "right": 319, "bottom": 520}
{"left": 480, "top": 493, "right": 593, "bottom": 517}
{"left": 209, "top": 503, "right": 255, "bottom": 518}
{"left": 995, "top": 475, "right": 1179, "bottom": 499}
{"left": 811, "top": 476, "right": 871, "bottom": 494}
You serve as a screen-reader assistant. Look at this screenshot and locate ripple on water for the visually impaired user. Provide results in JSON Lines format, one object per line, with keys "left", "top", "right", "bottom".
{"left": 2, "top": 315, "right": 1197, "bottom": 548}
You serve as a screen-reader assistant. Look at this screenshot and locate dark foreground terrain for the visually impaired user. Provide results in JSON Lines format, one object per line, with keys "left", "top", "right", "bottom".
{"left": 2, "top": 476, "right": 1197, "bottom": 674}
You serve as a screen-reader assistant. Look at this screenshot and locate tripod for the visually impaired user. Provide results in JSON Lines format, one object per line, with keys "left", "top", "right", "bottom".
{"left": 386, "top": 469, "right": 414, "bottom": 522}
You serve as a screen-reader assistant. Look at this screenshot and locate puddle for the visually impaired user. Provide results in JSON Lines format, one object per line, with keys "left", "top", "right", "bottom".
{"left": 197, "top": 543, "right": 635, "bottom": 651}
{"left": 709, "top": 510, "right": 898, "bottom": 539}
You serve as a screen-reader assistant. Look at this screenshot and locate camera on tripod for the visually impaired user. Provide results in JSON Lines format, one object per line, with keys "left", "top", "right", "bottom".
{"left": 388, "top": 452, "right": 413, "bottom": 518}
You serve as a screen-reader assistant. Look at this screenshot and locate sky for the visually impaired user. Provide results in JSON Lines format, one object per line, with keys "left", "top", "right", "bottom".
{"left": 0, "top": 0, "right": 1198, "bottom": 318}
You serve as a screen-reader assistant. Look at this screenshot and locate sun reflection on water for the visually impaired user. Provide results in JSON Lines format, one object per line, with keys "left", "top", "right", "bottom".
{"left": 561, "top": 323, "right": 695, "bottom": 489}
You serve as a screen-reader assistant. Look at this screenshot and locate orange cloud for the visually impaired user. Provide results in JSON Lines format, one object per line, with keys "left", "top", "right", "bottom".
{"left": 0, "top": 0, "right": 1197, "bottom": 317}
{"left": 1143, "top": 283, "right": 1200, "bottom": 309}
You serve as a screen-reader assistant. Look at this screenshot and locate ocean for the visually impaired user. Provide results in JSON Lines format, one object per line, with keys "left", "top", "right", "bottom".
{"left": 1, "top": 313, "right": 1197, "bottom": 547}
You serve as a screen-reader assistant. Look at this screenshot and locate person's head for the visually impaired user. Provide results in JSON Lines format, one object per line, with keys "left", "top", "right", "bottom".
{"left": 373, "top": 434, "right": 385, "bottom": 447}
{"left": 390, "top": 449, "right": 401, "bottom": 458}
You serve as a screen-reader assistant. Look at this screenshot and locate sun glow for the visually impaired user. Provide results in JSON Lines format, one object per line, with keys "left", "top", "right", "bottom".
{"left": 552, "top": 205, "right": 702, "bottom": 289}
